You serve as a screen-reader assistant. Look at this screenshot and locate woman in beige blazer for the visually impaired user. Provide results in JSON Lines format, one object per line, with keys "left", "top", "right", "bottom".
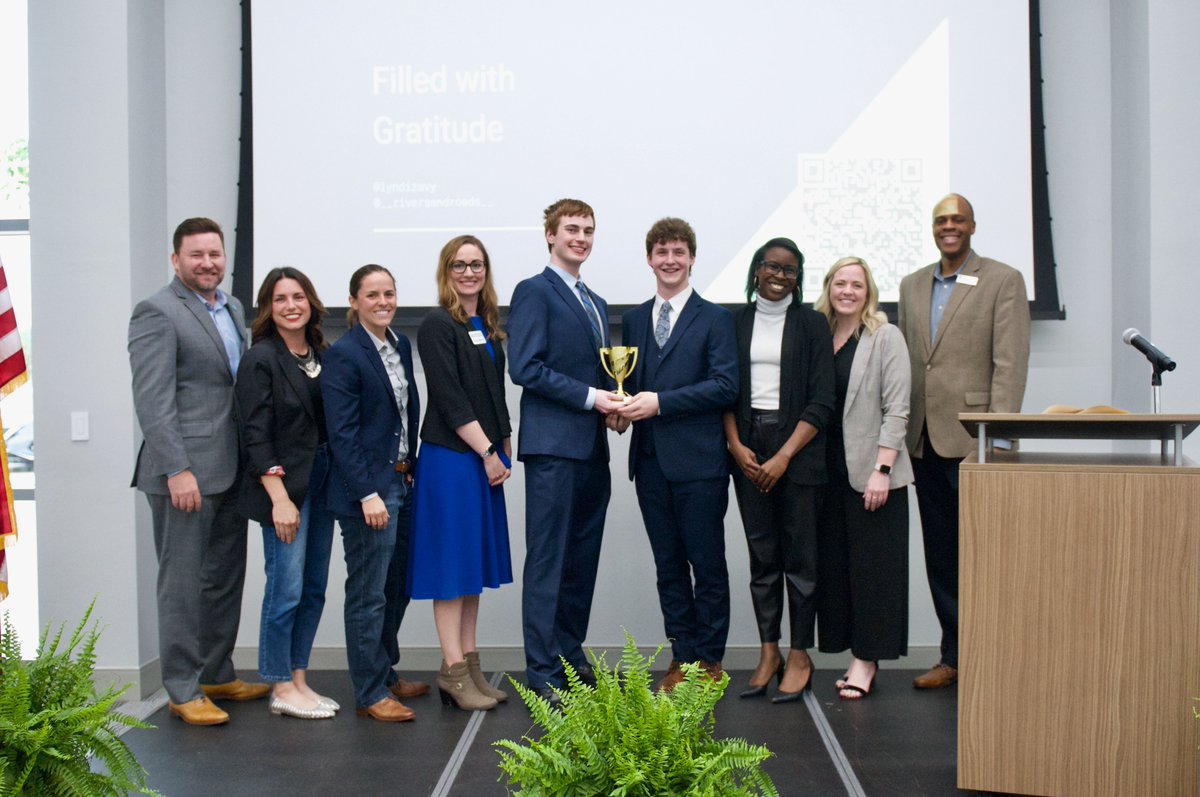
{"left": 813, "top": 257, "right": 913, "bottom": 700}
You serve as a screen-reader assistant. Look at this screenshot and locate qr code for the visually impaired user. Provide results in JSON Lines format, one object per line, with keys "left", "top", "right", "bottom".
{"left": 795, "top": 157, "right": 928, "bottom": 298}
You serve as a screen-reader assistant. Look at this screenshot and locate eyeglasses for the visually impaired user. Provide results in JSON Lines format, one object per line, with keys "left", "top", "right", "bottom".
{"left": 757, "top": 261, "right": 799, "bottom": 279}
{"left": 450, "top": 260, "right": 486, "bottom": 274}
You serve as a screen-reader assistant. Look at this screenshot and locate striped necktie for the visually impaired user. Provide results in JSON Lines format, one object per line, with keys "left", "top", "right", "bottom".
{"left": 576, "top": 279, "right": 604, "bottom": 347}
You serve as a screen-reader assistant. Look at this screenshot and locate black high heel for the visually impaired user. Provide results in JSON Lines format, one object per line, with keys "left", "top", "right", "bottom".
{"left": 739, "top": 662, "right": 784, "bottom": 699}
{"left": 771, "top": 654, "right": 814, "bottom": 704}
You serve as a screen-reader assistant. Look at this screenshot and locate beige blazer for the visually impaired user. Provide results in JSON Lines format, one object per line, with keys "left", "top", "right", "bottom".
{"left": 841, "top": 323, "right": 914, "bottom": 491}
{"left": 897, "top": 252, "right": 1031, "bottom": 459}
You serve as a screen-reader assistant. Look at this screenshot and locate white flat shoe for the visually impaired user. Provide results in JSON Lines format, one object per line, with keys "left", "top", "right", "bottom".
{"left": 316, "top": 695, "right": 340, "bottom": 711}
{"left": 269, "top": 696, "right": 335, "bottom": 720}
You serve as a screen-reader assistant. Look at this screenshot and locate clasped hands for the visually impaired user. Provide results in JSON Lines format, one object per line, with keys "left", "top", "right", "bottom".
{"left": 728, "top": 441, "right": 788, "bottom": 494}
{"left": 594, "top": 389, "right": 659, "bottom": 434}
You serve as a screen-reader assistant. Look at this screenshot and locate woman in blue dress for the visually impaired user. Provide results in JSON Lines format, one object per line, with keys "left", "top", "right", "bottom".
{"left": 409, "top": 234, "right": 513, "bottom": 711}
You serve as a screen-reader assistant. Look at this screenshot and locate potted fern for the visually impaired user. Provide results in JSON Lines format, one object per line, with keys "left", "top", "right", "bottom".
{"left": 0, "top": 603, "right": 160, "bottom": 796}
{"left": 495, "top": 634, "right": 778, "bottom": 796}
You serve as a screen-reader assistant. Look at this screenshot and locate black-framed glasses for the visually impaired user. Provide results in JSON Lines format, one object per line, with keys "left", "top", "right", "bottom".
{"left": 757, "top": 261, "right": 799, "bottom": 279}
{"left": 450, "top": 260, "right": 486, "bottom": 274}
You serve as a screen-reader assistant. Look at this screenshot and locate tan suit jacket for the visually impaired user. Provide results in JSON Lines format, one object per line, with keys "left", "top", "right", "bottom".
{"left": 841, "top": 323, "right": 914, "bottom": 491}
{"left": 897, "top": 252, "right": 1030, "bottom": 459}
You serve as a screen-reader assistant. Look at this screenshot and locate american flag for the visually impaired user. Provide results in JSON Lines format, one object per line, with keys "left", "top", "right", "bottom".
{"left": 0, "top": 257, "right": 28, "bottom": 600}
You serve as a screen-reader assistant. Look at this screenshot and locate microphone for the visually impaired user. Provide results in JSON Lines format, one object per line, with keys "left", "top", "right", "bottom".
{"left": 1122, "top": 328, "right": 1176, "bottom": 372}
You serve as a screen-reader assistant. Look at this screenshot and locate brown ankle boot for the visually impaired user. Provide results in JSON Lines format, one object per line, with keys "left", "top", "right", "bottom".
{"left": 465, "top": 651, "right": 507, "bottom": 702}
{"left": 437, "top": 660, "right": 498, "bottom": 711}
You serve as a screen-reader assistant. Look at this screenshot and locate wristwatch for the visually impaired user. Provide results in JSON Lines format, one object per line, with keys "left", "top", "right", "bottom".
{"left": 873, "top": 463, "right": 892, "bottom": 475}
{"left": 481, "top": 442, "right": 497, "bottom": 459}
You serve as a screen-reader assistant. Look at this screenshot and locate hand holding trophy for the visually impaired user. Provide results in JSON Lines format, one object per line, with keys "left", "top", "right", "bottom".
{"left": 599, "top": 346, "right": 638, "bottom": 400}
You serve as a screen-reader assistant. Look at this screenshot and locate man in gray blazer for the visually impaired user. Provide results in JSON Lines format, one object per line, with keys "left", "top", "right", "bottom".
{"left": 129, "top": 218, "right": 267, "bottom": 725}
{"left": 897, "top": 195, "right": 1030, "bottom": 690}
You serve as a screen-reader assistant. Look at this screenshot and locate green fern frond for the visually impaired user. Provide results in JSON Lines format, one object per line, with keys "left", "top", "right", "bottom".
{"left": 495, "top": 633, "right": 776, "bottom": 796}
{"left": 0, "top": 604, "right": 162, "bottom": 796}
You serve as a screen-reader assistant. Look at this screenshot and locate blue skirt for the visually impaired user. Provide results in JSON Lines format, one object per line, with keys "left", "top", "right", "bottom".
{"left": 407, "top": 442, "right": 513, "bottom": 600}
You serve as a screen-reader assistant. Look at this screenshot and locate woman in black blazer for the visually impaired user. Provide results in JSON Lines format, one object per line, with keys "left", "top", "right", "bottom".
{"left": 408, "top": 235, "right": 513, "bottom": 711}
{"left": 723, "top": 238, "right": 835, "bottom": 702}
{"left": 235, "top": 267, "right": 337, "bottom": 720}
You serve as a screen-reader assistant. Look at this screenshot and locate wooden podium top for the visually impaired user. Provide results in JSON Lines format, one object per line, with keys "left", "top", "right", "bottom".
{"left": 958, "top": 412, "right": 1200, "bottom": 442}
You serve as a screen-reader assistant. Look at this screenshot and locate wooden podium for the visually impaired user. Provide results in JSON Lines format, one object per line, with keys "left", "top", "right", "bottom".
{"left": 956, "top": 414, "right": 1200, "bottom": 797}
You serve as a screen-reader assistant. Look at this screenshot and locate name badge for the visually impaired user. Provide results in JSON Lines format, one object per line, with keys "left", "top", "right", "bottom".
{"left": 958, "top": 275, "right": 979, "bottom": 287}
{"left": 468, "top": 329, "right": 487, "bottom": 345}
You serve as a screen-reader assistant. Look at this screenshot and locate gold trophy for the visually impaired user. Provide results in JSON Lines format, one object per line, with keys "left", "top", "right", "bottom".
{"left": 599, "top": 346, "right": 639, "bottom": 400}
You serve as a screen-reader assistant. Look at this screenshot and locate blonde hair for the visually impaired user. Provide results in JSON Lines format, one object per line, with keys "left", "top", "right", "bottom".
{"left": 435, "top": 235, "right": 506, "bottom": 341}
{"left": 814, "top": 256, "right": 887, "bottom": 337}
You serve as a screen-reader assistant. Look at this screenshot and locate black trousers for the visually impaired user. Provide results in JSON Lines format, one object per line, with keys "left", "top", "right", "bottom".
{"left": 731, "top": 412, "right": 822, "bottom": 649}
{"left": 911, "top": 446, "right": 962, "bottom": 668}
{"left": 816, "top": 474, "right": 909, "bottom": 661}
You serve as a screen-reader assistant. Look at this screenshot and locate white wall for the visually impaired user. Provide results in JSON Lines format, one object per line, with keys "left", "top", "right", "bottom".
{"left": 28, "top": 1, "right": 1199, "bottom": 691}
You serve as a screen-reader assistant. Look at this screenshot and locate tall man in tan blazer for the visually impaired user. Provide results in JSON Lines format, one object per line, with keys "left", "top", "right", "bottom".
{"left": 897, "top": 194, "right": 1030, "bottom": 689}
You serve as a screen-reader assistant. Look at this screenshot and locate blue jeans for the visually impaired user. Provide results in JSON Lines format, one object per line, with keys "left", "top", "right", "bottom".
{"left": 338, "top": 472, "right": 412, "bottom": 708}
{"left": 258, "top": 470, "right": 336, "bottom": 682}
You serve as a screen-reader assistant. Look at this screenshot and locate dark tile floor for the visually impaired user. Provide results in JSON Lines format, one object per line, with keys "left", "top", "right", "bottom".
{"left": 121, "top": 669, "right": 995, "bottom": 796}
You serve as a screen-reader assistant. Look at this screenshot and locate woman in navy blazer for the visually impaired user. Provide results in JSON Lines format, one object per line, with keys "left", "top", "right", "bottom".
{"left": 409, "top": 235, "right": 513, "bottom": 711}
{"left": 321, "top": 264, "right": 425, "bottom": 722}
{"left": 813, "top": 257, "right": 913, "bottom": 700}
{"left": 235, "top": 267, "right": 337, "bottom": 720}
{"left": 723, "top": 238, "right": 835, "bottom": 702}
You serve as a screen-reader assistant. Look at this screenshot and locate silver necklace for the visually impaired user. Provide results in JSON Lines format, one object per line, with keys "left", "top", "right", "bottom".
{"left": 291, "top": 348, "right": 321, "bottom": 379}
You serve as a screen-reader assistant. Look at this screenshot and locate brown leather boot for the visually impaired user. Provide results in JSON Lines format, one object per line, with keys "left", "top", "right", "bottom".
{"left": 437, "top": 660, "right": 498, "bottom": 711}
{"left": 168, "top": 696, "right": 229, "bottom": 725}
{"left": 355, "top": 696, "right": 415, "bottom": 722}
{"left": 465, "top": 651, "right": 507, "bottom": 702}
{"left": 201, "top": 678, "right": 270, "bottom": 702}
{"left": 655, "top": 659, "right": 686, "bottom": 693}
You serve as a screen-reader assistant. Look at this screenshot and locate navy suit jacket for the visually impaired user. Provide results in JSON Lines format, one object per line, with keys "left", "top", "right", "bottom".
{"left": 321, "top": 323, "right": 420, "bottom": 517}
{"left": 621, "top": 291, "right": 738, "bottom": 482}
{"left": 507, "top": 267, "right": 611, "bottom": 462}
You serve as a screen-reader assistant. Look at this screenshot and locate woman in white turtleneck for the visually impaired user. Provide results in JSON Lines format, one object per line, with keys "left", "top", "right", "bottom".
{"left": 723, "top": 237, "right": 835, "bottom": 703}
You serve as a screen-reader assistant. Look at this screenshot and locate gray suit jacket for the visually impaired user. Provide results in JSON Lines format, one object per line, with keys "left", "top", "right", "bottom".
{"left": 840, "top": 323, "right": 914, "bottom": 492}
{"left": 897, "top": 252, "right": 1030, "bottom": 459}
{"left": 129, "top": 277, "right": 246, "bottom": 495}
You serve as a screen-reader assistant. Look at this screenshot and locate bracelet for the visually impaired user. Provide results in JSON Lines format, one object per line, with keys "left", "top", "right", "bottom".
{"left": 265, "top": 465, "right": 286, "bottom": 477}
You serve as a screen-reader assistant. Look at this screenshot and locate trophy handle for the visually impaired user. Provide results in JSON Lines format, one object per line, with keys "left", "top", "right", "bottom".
{"left": 626, "top": 347, "right": 638, "bottom": 376}
{"left": 598, "top": 347, "right": 615, "bottom": 381}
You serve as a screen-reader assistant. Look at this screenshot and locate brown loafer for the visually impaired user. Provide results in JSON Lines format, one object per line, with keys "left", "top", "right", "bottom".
{"left": 388, "top": 677, "right": 431, "bottom": 699}
{"left": 655, "top": 660, "right": 685, "bottom": 693}
{"left": 913, "top": 663, "right": 958, "bottom": 689}
{"left": 168, "top": 696, "right": 229, "bottom": 725}
{"left": 356, "top": 696, "right": 415, "bottom": 722}
{"left": 201, "top": 678, "right": 271, "bottom": 701}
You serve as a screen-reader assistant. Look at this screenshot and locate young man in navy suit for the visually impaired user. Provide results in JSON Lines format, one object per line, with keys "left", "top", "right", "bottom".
{"left": 507, "top": 198, "right": 624, "bottom": 700}
{"left": 616, "top": 218, "right": 738, "bottom": 691}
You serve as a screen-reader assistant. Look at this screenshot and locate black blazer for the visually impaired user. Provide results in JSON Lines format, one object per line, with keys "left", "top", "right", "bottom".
{"left": 416, "top": 307, "right": 511, "bottom": 452}
{"left": 234, "top": 336, "right": 325, "bottom": 524}
{"left": 730, "top": 301, "right": 835, "bottom": 485}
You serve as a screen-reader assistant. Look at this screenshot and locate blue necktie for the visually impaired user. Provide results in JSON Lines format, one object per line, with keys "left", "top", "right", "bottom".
{"left": 654, "top": 300, "right": 672, "bottom": 348}
{"left": 576, "top": 279, "right": 604, "bottom": 347}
